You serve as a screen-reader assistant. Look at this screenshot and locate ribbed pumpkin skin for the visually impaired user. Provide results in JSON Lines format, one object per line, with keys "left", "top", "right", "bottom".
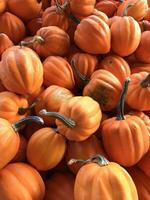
{"left": 116, "top": 0, "right": 148, "bottom": 21}
{"left": 45, "top": 172, "right": 74, "bottom": 200}
{"left": 66, "top": 135, "right": 107, "bottom": 174}
{"left": 74, "top": 162, "right": 138, "bottom": 200}
{"left": 7, "top": 0, "right": 42, "bottom": 21}
{"left": 0, "top": 46, "right": 43, "bottom": 95}
{"left": 0, "top": 91, "right": 28, "bottom": 123}
{"left": 27, "top": 17, "right": 42, "bottom": 36}
{"left": 56, "top": 96, "right": 102, "bottom": 141}
{"left": 0, "top": 33, "right": 13, "bottom": 57}
{"left": 83, "top": 69, "right": 122, "bottom": 111}
{"left": 101, "top": 115, "right": 150, "bottom": 166}
{"left": 70, "top": 0, "right": 96, "bottom": 17}
{"left": 0, "top": 12, "right": 26, "bottom": 44}
{"left": 129, "top": 168, "right": 150, "bottom": 200}
{"left": 138, "top": 147, "right": 150, "bottom": 178}
{"left": 126, "top": 72, "right": 150, "bottom": 111}
{"left": 35, "top": 85, "right": 74, "bottom": 126}
{"left": 131, "top": 63, "right": 150, "bottom": 74}
{"left": 0, "top": 163, "right": 45, "bottom": 200}
{"left": 33, "top": 26, "right": 70, "bottom": 58}
{"left": 43, "top": 56, "right": 75, "bottom": 90}
{"left": 0, "top": 118, "right": 20, "bottom": 170}
{"left": 27, "top": 127, "right": 66, "bottom": 171}
{"left": 111, "top": 16, "right": 141, "bottom": 56}
{"left": 74, "top": 15, "right": 111, "bottom": 54}
{"left": 135, "top": 31, "right": 150, "bottom": 63}
{"left": 99, "top": 55, "right": 131, "bottom": 84}
{"left": 42, "top": 6, "right": 69, "bottom": 31}
{"left": 92, "top": 9, "right": 109, "bottom": 23}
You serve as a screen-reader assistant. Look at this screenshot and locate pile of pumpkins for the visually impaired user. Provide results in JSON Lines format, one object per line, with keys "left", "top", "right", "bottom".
{"left": 0, "top": 0, "right": 149, "bottom": 199}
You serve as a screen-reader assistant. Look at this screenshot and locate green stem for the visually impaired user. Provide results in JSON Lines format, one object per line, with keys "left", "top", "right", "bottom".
{"left": 69, "top": 13, "right": 80, "bottom": 24}
{"left": 68, "top": 155, "right": 109, "bottom": 166}
{"left": 117, "top": 78, "right": 130, "bottom": 120}
{"left": 141, "top": 74, "right": 150, "bottom": 88}
{"left": 12, "top": 116, "right": 44, "bottom": 132}
{"left": 39, "top": 109, "right": 76, "bottom": 128}
{"left": 122, "top": 4, "right": 134, "bottom": 17}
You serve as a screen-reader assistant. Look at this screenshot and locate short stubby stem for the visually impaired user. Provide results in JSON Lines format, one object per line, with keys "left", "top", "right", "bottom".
{"left": 141, "top": 74, "right": 150, "bottom": 88}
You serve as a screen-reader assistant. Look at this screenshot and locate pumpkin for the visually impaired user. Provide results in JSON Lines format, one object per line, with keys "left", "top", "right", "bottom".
{"left": 95, "top": 0, "right": 118, "bottom": 17}
{"left": 0, "top": 46, "right": 43, "bottom": 95}
{"left": 70, "top": 0, "right": 96, "bottom": 17}
{"left": 39, "top": 96, "right": 102, "bottom": 141}
{"left": 83, "top": 69, "right": 122, "bottom": 111}
{"left": 43, "top": 56, "right": 75, "bottom": 90}
{"left": 27, "top": 17, "right": 42, "bottom": 36}
{"left": 116, "top": 0, "right": 148, "bottom": 21}
{"left": 101, "top": 79, "right": 150, "bottom": 166}
{"left": 0, "top": 162, "right": 45, "bottom": 200}
{"left": 139, "top": 20, "right": 150, "bottom": 32}
{"left": 70, "top": 155, "right": 138, "bottom": 200}
{"left": 110, "top": 15, "right": 141, "bottom": 56}
{"left": 99, "top": 55, "right": 131, "bottom": 84}
{"left": 108, "top": 15, "right": 121, "bottom": 27}
{"left": 0, "top": 0, "right": 6, "bottom": 14}
{"left": 74, "top": 15, "right": 111, "bottom": 54}
{"left": 135, "top": 31, "right": 150, "bottom": 63}
{"left": 31, "top": 26, "right": 70, "bottom": 58}
{"left": 66, "top": 135, "right": 107, "bottom": 174}
{"left": 0, "top": 91, "right": 29, "bottom": 123}
{"left": 92, "top": 8, "right": 109, "bottom": 23}
{"left": 131, "top": 62, "right": 150, "bottom": 74}
{"left": 0, "top": 12, "right": 26, "bottom": 44}
{"left": 126, "top": 72, "right": 150, "bottom": 111}
{"left": 27, "top": 127, "right": 66, "bottom": 171}
{"left": 45, "top": 172, "right": 74, "bottom": 200}
{"left": 138, "top": 147, "right": 150, "bottom": 178}
{"left": 70, "top": 53, "right": 98, "bottom": 89}
{"left": 129, "top": 167, "right": 150, "bottom": 200}
{"left": 35, "top": 85, "right": 74, "bottom": 126}
{"left": 42, "top": 5, "right": 69, "bottom": 31}
{"left": 0, "top": 33, "right": 13, "bottom": 58}
{"left": 144, "top": 8, "right": 150, "bottom": 21}
{"left": 7, "top": 0, "right": 42, "bottom": 21}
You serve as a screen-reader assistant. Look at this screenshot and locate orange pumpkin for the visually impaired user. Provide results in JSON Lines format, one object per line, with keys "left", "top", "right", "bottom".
{"left": 32, "top": 26, "right": 70, "bottom": 58}
{"left": 126, "top": 72, "right": 150, "bottom": 111}
{"left": 92, "top": 8, "right": 109, "bottom": 23}
{"left": 27, "top": 17, "right": 42, "bottom": 35}
{"left": 83, "top": 69, "right": 122, "bottom": 111}
{"left": 131, "top": 62, "right": 150, "bottom": 73}
{"left": 135, "top": 31, "right": 150, "bottom": 63}
{"left": 0, "top": 46, "right": 43, "bottom": 95}
{"left": 0, "top": 12, "right": 26, "bottom": 44}
{"left": 42, "top": 5, "right": 69, "bottom": 31}
{"left": 27, "top": 127, "right": 66, "bottom": 171}
{"left": 35, "top": 85, "right": 74, "bottom": 125}
{"left": 43, "top": 56, "right": 75, "bottom": 90}
{"left": 99, "top": 55, "right": 131, "bottom": 84}
{"left": 74, "top": 15, "right": 111, "bottom": 54}
{"left": 101, "top": 79, "right": 150, "bottom": 166}
{"left": 45, "top": 172, "right": 74, "bottom": 200}
{"left": 7, "top": 0, "right": 42, "bottom": 21}
{"left": 71, "top": 155, "right": 138, "bottom": 200}
{"left": 110, "top": 15, "right": 141, "bottom": 56}
{"left": 116, "top": 0, "right": 148, "bottom": 21}
{"left": 0, "top": 0, "right": 6, "bottom": 14}
{"left": 0, "top": 33, "right": 13, "bottom": 58}
{"left": 66, "top": 135, "right": 107, "bottom": 174}
{"left": 129, "top": 167, "right": 150, "bottom": 200}
{"left": 39, "top": 96, "right": 102, "bottom": 141}
{"left": 0, "top": 162, "right": 45, "bottom": 200}
{"left": 144, "top": 8, "right": 150, "bottom": 21}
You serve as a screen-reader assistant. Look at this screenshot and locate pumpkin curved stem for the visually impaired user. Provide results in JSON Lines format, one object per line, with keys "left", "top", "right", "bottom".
{"left": 12, "top": 116, "right": 44, "bottom": 132}
{"left": 122, "top": 4, "right": 134, "bottom": 17}
{"left": 68, "top": 154, "right": 109, "bottom": 166}
{"left": 71, "top": 59, "right": 89, "bottom": 85}
{"left": 54, "top": 0, "right": 69, "bottom": 14}
{"left": 141, "top": 74, "right": 150, "bottom": 88}
{"left": 39, "top": 109, "right": 76, "bottom": 128}
{"left": 18, "top": 98, "right": 40, "bottom": 115}
{"left": 20, "top": 36, "right": 44, "bottom": 47}
{"left": 117, "top": 78, "right": 130, "bottom": 120}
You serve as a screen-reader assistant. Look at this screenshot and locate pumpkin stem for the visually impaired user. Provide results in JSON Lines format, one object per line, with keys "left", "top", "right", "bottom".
{"left": 69, "top": 12, "right": 80, "bottom": 24}
{"left": 117, "top": 78, "right": 130, "bottom": 120}
{"left": 68, "top": 155, "right": 109, "bottom": 166}
{"left": 12, "top": 116, "right": 44, "bottom": 132}
{"left": 71, "top": 59, "right": 89, "bottom": 85}
{"left": 18, "top": 98, "right": 40, "bottom": 115}
{"left": 20, "top": 36, "right": 44, "bottom": 47}
{"left": 122, "top": 4, "right": 134, "bottom": 17}
{"left": 141, "top": 74, "right": 150, "bottom": 88}
{"left": 54, "top": 0, "right": 69, "bottom": 14}
{"left": 39, "top": 109, "right": 76, "bottom": 128}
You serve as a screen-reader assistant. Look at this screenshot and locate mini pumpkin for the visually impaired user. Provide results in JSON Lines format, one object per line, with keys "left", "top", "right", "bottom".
{"left": 0, "top": 33, "right": 13, "bottom": 58}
